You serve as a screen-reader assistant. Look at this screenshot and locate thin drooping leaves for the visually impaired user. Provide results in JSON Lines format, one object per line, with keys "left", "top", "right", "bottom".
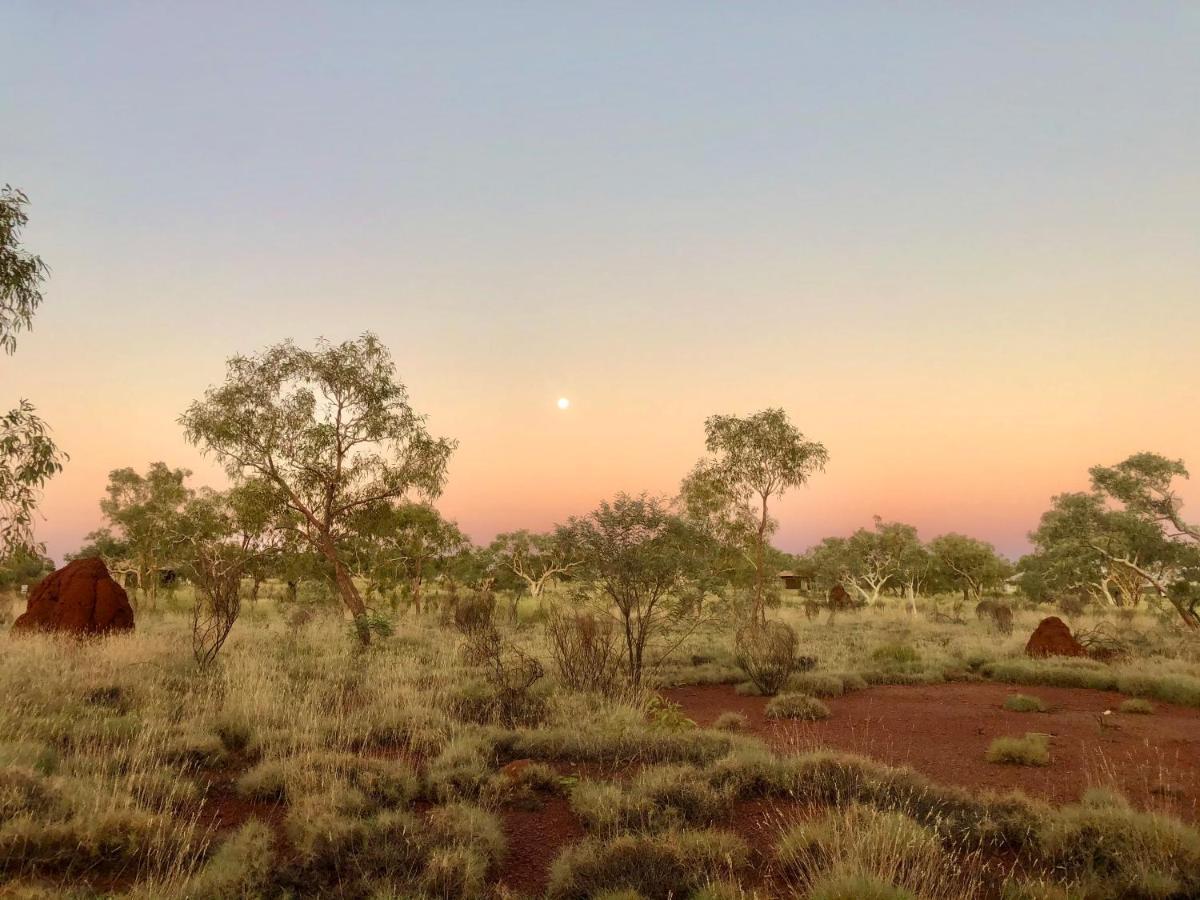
{"left": 180, "top": 334, "right": 456, "bottom": 643}
{"left": 0, "top": 186, "right": 48, "bottom": 356}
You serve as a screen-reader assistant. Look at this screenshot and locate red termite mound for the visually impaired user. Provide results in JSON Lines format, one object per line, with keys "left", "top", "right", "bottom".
{"left": 1024, "top": 616, "right": 1085, "bottom": 658}
{"left": 11, "top": 557, "right": 135, "bottom": 636}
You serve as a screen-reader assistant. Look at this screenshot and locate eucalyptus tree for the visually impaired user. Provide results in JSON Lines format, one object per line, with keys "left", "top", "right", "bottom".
{"left": 0, "top": 187, "right": 66, "bottom": 556}
{"left": 557, "top": 493, "right": 715, "bottom": 689}
{"left": 682, "top": 408, "right": 827, "bottom": 620}
{"left": 81, "top": 462, "right": 193, "bottom": 608}
{"left": 489, "top": 529, "right": 580, "bottom": 600}
{"left": 1025, "top": 492, "right": 1169, "bottom": 608}
{"left": 928, "top": 533, "right": 1012, "bottom": 604}
{"left": 1088, "top": 453, "right": 1200, "bottom": 629}
{"left": 181, "top": 334, "right": 456, "bottom": 643}
{"left": 348, "top": 501, "right": 469, "bottom": 612}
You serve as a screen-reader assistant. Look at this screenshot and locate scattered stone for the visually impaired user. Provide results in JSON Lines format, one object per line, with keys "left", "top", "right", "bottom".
{"left": 1024, "top": 616, "right": 1085, "bottom": 658}
{"left": 11, "top": 557, "right": 135, "bottom": 636}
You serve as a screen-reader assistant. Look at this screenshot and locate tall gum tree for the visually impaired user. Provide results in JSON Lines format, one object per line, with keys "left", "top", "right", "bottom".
{"left": 1089, "top": 453, "right": 1200, "bottom": 629}
{"left": 180, "top": 334, "right": 456, "bottom": 643}
{"left": 683, "top": 408, "right": 827, "bottom": 621}
{"left": 0, "top": 186, "right": 66, "bottom": 557}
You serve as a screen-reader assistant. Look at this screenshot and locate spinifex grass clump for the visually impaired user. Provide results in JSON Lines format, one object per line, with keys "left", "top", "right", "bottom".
{"left": 986, "top": 733, "right": 1051, "bottom": 767}
{"left": 1120, "top": 698, "right": 1154, "bottom": 715}
{"left": 765, "top": 692, "right": 831, "bottom": 721}
{"left": 1004, "top": 694, "right": 1048, "bottom": 713}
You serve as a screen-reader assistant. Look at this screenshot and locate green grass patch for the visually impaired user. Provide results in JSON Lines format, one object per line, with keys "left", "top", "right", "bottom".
{"left": 765, "top": 693, "right": 831, "bottom": 721}
{"left": 986, "top": 733, "right": 1051, "bottom": 767}
{"left": 1004, "top": 694, "right": 1048, "bottom": 713}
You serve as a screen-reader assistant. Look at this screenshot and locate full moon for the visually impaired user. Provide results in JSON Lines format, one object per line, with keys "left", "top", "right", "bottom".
{"left": 557, "top": 397, "right": 570, "bottom": 410}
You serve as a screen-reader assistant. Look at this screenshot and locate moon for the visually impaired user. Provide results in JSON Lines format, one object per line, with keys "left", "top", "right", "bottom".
{"left": 557, "top": 397, "right": 570, "bottom": 410}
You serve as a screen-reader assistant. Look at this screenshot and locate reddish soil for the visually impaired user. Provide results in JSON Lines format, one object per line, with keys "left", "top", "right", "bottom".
{"left": 663, "top": 682, "right": 1200, "bottom": 820}
{"left": 498, "top": 795, "right": 585, "bottom": 895}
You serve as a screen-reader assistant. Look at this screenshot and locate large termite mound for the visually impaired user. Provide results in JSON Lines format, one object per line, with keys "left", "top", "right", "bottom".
{"left": 1024, "top": 616, "right": 1085, "bottom": 658}
{"left": 11, "top": 557, "right": 135, "bottom": 636}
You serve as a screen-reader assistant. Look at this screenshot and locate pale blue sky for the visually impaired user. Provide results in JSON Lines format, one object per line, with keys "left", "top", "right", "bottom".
{"left": 4, "top": 3, "right": 1198, "bottom": 561}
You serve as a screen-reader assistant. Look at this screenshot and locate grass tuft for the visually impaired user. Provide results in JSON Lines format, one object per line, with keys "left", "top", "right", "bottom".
{"left": 986, "top": 734, "right": 1051, "bottom": 767}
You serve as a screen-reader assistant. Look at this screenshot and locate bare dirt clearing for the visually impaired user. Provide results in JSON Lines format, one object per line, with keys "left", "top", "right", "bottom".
{"left": 664, "top": 681, "right": 1200, "bottom": 820}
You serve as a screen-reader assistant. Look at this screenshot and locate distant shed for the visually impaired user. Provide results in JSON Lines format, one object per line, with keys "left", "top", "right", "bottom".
{"left": 778, "top": 567, "right": 815, "bottom": 591}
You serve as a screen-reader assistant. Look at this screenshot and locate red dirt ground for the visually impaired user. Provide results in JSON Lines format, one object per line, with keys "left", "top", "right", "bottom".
{"left": 663, "top": 681, "right": 1200, "bottom": 820}
{"left": 498, "top": 795, "right": 585, "bottom": 895}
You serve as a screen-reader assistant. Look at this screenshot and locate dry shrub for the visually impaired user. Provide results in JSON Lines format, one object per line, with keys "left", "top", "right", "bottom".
{"left": 459, "top": 627, "right": 546, "bottom": 727}
{"left": 546, "top": 608, "right": 624, "bottom": 697}
{"left": 453, "top": 589, "right": 496, "bottom": 637}
{"left": 734, "top": 620, "right": 799, "bottom": 696}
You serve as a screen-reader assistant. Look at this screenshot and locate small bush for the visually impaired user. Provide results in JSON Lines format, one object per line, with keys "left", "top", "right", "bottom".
{"left": 1119, "top": 698, "right": 1154, "bottom": 715}
{"left": 546, "top": 608, "right": 625, "bottom": 697}
{"left": 420, "top": 846, "right": 489, "bottom": 899}
{"left": 734, "top": 620, "right": 800, "bottom": 695}
{"left": 547, "top": 829, "right": 748, "bottom": 899}
{"left": 986, "top": 734, "right": 1050, "bottom": 767}
{"left": 787, "top": 672, "right": 845, "bottom": 698}
{"left": 765, "top": 693, "right": 830, "bottom": 721}
{"left": 1004, "top": 694, "right": 1048, "bottom": 713}
{"left": 712, "top": 711, "right": 749, "bottom": 732}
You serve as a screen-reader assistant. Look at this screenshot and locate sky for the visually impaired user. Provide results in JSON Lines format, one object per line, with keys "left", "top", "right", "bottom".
{"left": 3, "top": 3, "right": 1198, "bottom": 564}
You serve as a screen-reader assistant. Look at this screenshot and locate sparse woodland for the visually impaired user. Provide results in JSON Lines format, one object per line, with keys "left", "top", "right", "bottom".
{"left": 5, "top": 189, "right": 1200, "bottom": 898}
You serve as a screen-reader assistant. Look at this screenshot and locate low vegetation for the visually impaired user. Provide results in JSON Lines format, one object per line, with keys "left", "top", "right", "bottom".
{"left": 986, "top": 733, "right": 1052, "bottom": 767}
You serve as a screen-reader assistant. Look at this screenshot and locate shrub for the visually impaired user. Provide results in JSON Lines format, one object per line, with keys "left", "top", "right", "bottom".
{"left": 712, "top": 711, "right": 749, "bottom": 732}
{"left": 1004, "top": 694, "right": 1048, "bottom": 713}
{"left": 546, "top": 829, "right": 748, "bottom": 899}
{"left": 734, "top": 620, "right": 800, "bottom": 695}
{"left": 765, "top": 693, "right": 830, "bottom": 721}
{"left": 986, "top": 734, "right": 1050, "bottom": 767}
{"left": 546, "top": 608, "right": 625, "bottom": 697}
{"left": 1119, "top": 698, "right": 1154, "bottom": 715}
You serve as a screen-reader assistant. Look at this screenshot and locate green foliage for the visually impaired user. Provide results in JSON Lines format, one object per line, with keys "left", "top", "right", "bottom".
{"left": 765, "top": 693, "right": 831, "bottom": 721}
{"left": 1, "top": 402, "right": 67, "bottom": 557}
{"left": 986, "top": 734, "right": 1051, "bottom": 766}
{"left": 180, "top": 334, "right": 457, "bottom": 642}
{"left": 928, "top": 533, "right": 1012, "bottom": 602}
{"left": 682, "top": 408, "right": 828, "bottom": 616}
{"left": 557, "top": 493, "right": 714, "bottom": 688}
